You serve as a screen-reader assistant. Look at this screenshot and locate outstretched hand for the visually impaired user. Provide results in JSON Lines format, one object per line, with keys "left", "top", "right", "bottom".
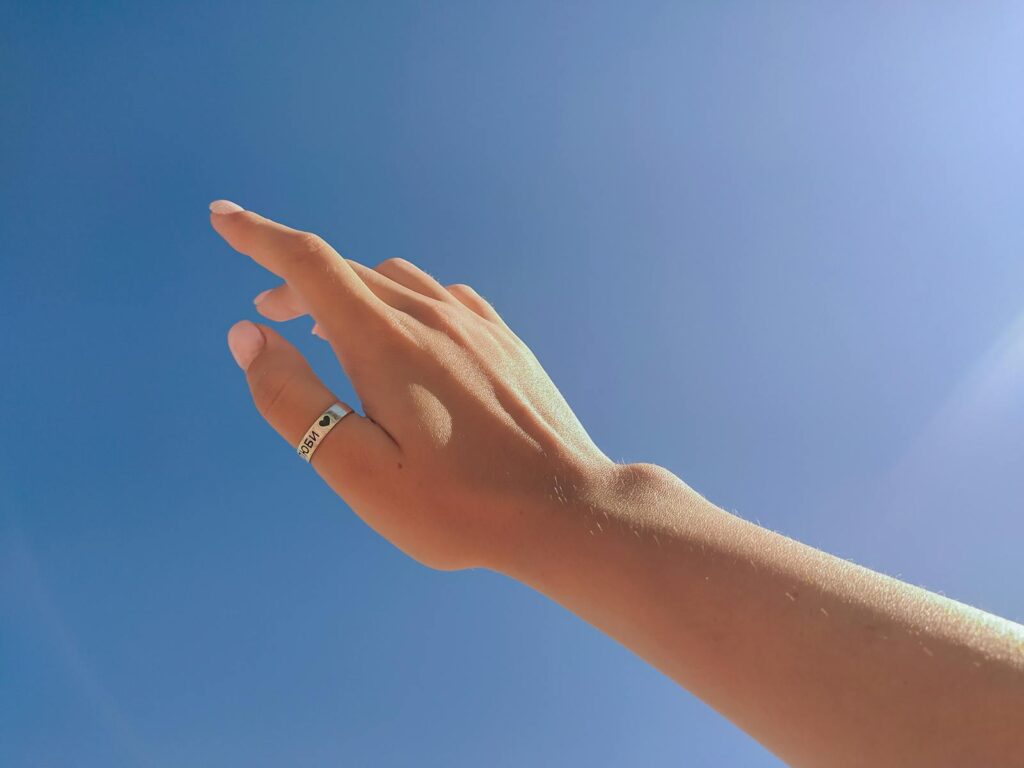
{"left": 211, "top": 200, "right": 1024, "bottom": 768}
{"left": 212, "top": 200, "right": 619, "bottom": 571}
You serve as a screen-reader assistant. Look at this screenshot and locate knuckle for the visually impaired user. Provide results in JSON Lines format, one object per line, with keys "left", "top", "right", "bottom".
{"left": 377, "top": 309, "right": 421, "bottom": 350}
{"left": 376, "top": 256, "right": 412, "bottom": 273}
{"left": 448, "top": 283, "right": 499, "bottom": 320}
{"left": 296, "top": 230, "right": 328, "bottom": 253}
{"left": 420, "top": 301, "right": 473, "bottom": 344}
{"left": 250, "top": 364, "right": 300, "bottom": 424}
{"left": 419, "top": 300, "right": 453, "bottom": 328}
{"left": 282, "top": 231, "right": 329, "bottom": 269}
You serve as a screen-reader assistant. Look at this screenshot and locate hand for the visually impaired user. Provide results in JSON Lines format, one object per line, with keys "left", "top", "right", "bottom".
{"left": 211, "top": 202, "right": 1024, "bottom": 768}
{"left": 212, "top": 200, "right": 619, "bottom": 571}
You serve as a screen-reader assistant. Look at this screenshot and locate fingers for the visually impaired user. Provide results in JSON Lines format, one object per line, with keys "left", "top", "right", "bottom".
{"left": 226, "top": 319, "right": 400, "bottom": 478}
{"left": 210, "top": 201, "right": 384, "bottom": 340}
{"left": 216, "top": 201, "right": 504, "bottom": 336}
{"left": 254, "top": 283, "right": 308, "bottom": 322}
{"left": 374, "top": 257, "right": 454, "bottom": 303}
{"left": 345, "top": 259, "right": 424, "bottom": 312}
{"left": 254, "top": 261, "right": 426, "bottom": 323}
{"left": 446, "top": 283, "right": 504, "bottom": 324}
{"left": 254, "top": 268, "right": 505, "bottom": 333}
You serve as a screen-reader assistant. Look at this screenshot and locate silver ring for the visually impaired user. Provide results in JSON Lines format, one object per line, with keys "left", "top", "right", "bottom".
{"left": 297, "top": 403, "right": 352, "bottom": 462}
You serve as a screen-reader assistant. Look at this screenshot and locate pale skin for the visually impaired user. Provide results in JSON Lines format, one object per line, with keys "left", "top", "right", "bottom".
{"left": 211, "top": 199, "right": 1024, "bottom": 767}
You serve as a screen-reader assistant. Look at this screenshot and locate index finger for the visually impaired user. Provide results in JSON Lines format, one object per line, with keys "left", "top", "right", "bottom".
{"left": 209, "top": 200, "right": 383, "bottom": 336}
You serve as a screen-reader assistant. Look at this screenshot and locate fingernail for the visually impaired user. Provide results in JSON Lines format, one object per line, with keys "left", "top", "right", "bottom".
{"left": 253, "top": 289, "right": 271, "bottom": 306}
{"left": 227, "top": 320, "right": 265, "bottom": 370}
{"left": 210, "top": 199, "right": 245, "bottom": 215}
{"left": 311, "top": 322, "right": 322, "bottom": 337}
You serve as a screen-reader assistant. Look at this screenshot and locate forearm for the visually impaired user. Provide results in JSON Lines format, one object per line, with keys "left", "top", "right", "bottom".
{"left": 495, "top": 463, "right": 1024, "bottom": 768}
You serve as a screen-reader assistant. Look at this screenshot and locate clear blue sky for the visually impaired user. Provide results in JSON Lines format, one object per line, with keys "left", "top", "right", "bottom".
{"left": 3, "top": 2, "right": 1023, "bottom": 765}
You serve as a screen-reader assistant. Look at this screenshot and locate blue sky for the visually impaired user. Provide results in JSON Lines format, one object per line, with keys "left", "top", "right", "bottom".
{"left": 3, "top": 2, "right": 1024, "bottom": 765}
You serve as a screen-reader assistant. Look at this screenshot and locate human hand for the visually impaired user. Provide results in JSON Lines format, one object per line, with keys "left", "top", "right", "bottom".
{"left": 212, "top": 200, "right": 619, "bottom": 571}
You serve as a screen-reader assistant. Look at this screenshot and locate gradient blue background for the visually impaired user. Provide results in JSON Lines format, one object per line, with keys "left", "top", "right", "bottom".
{"left": 3, "top": 2, "right": 1024, "bottom": 765}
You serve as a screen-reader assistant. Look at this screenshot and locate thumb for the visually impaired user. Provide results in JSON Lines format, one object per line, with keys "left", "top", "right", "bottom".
{"left": 226, "top": 319, "right": 399, "bottom": 487}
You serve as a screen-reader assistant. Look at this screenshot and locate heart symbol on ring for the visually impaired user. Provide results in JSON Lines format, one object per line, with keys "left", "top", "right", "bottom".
{"left": 319, "top": 415, "right": 332, "bottom": 427}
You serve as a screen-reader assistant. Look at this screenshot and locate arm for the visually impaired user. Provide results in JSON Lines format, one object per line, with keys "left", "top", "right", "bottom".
{"left": 210, "top": 200, "right": 1024, "bottom": 768}
{"left": 497, "top": 462, "right": 1024, "bottom": 767}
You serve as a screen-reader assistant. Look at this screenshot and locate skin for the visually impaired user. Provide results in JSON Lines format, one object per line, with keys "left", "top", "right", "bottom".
{"left": 211, "top": 200, "right": 1024, "bottom": 768}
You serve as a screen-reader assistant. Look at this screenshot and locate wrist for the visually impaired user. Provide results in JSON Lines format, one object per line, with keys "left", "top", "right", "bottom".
{"left": 485, "top": 460, "right": 686, "bottom": 581}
